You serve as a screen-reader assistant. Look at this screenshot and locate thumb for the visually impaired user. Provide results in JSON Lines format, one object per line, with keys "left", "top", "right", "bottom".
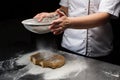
{"left": 56, "top": 9, "right": 66, "bottom": 17}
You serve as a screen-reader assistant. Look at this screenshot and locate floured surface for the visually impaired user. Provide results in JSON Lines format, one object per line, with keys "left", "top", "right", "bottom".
{"left": 1, "top": 49, "right": 120, "bottom": 80}
{"left": 15, "top": 50, "right": 88, "bottom": 79}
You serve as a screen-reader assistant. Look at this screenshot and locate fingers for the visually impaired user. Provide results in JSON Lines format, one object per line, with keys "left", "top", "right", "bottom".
{"left": 56, "top": 9, "right": 66, "bottom": 17}
{"left": 53, "top": 30, "right": 63, "bottom": 35}
{"left": 51, "top": 18, "right": 62, "bottom": 25}
{"left": 49, "top": 15, "right": 66, "bottom": 35}
{"left": 33, "top": 13, "right": 46, "bottom": 22}
{"left": 52, "top": 27, "right": 63, "bottom": 35}
{"left": 34, "top": 12, "right": 51, "bottom": 22}
{"left": 53, "top": 26, "right": 64, "bottom": 35}
{"left": 49, "top": 24, "right": 64, "bottom": 35}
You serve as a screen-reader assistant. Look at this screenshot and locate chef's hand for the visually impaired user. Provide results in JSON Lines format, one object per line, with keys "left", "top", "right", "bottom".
{"left": 34, "top": 12, "right": 56, "bottom": 22}
{"left": 32, "top": 12, "right": 57, "bottom": 33}
{"left": 49, "top": 9, "right": 70, "bottom": 35}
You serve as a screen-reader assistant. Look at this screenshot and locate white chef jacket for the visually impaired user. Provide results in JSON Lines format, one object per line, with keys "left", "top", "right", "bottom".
{"left": 60, "top": 0, "right": 120, "bottom": 57}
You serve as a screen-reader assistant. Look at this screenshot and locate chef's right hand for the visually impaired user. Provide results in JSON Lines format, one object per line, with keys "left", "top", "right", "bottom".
{"left": 33, "top": 12, "right": 56, "bottom": 22}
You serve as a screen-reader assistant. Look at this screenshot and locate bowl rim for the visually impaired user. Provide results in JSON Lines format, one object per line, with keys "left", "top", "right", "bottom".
{"left": 21, "top": 18, "right": 52, "bottom": 26}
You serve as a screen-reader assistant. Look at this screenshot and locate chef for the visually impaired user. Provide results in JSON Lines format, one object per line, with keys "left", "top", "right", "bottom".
{"left": 34, "top": 0, "right": 120, "bottom": 58}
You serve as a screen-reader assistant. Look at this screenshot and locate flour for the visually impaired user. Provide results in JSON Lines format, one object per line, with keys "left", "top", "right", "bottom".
{"left": 38, "top": 50, "right": 56, "bottom": 60}
{"left": 15, "top": 49, "right": 88, "bottom": 80}
{"left": 43, "top": 60, "right": 87, "bottom": 79}
{"left": 103, "top": 71, "right": 120, "bottom": 78}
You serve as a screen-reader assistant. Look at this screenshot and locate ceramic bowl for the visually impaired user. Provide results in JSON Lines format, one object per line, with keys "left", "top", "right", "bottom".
{"left": 21, "top": 18, "right": 51, "bottom": 34}
{"left": 21, "top": 15, "right": 58, "bottom": 34}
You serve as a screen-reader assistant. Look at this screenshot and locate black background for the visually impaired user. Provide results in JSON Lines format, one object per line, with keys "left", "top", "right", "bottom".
{"left": 0, "top": 0, "right": 60, "bottom": 20}
{"left": 0, "top": 0, "right": 120, "bottom": 65}
{"left": 0, "top": 0, "right": 60, "bottom": 60}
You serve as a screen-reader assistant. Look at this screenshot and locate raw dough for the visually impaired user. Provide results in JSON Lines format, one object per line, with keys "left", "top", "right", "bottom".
{"left": 30, "top": 52, "right": 65, "bottom": 69}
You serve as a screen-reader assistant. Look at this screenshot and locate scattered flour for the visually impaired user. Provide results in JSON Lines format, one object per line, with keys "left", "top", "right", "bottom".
{"left": 43, "top": 60, "right": 87, "bottom": 79}
{"left": 103, "top": 71, "right": 120, "bottom": 78}
{"left": 15, "top": 49, "right": 88, "bottom": 80}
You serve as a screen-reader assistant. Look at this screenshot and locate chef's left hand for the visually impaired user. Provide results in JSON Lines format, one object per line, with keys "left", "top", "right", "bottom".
{"left": 49, "top": 9, "right": 70, "bottom": 35}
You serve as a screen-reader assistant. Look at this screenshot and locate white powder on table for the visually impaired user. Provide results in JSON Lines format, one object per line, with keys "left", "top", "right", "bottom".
{"left": 15, "top": 49, "right": 88, "bottom": 80}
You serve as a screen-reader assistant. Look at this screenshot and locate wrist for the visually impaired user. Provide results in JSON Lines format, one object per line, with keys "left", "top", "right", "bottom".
{"left": 64, "top": 17, "right": 72, "bottom": 29}
{"left": 49, "top": 12, "right": 58, "bottom": 17}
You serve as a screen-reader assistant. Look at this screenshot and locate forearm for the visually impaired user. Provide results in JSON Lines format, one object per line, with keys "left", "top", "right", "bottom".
{"left": 67, "top": 12, "right": 111, "bottom": 29}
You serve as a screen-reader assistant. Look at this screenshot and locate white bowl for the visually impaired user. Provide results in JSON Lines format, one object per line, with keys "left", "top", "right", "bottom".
{"left": 21, "top": 18, "right": 51, "bottom": 34}
{"left": 22, "top": 15, "right": 59, "bottom": 34}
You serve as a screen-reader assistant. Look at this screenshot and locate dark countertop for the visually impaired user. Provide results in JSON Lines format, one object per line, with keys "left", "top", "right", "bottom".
{"left": 0, "top": 49, "right": 120, "bottom": 80}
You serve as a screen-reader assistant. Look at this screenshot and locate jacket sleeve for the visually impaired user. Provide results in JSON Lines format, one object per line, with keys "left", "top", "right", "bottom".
{"left": 59, "top": 0, "right": 69, "bottom": 7}
{"left": 98, "top": 0, "right": 120, "bottom": 19}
